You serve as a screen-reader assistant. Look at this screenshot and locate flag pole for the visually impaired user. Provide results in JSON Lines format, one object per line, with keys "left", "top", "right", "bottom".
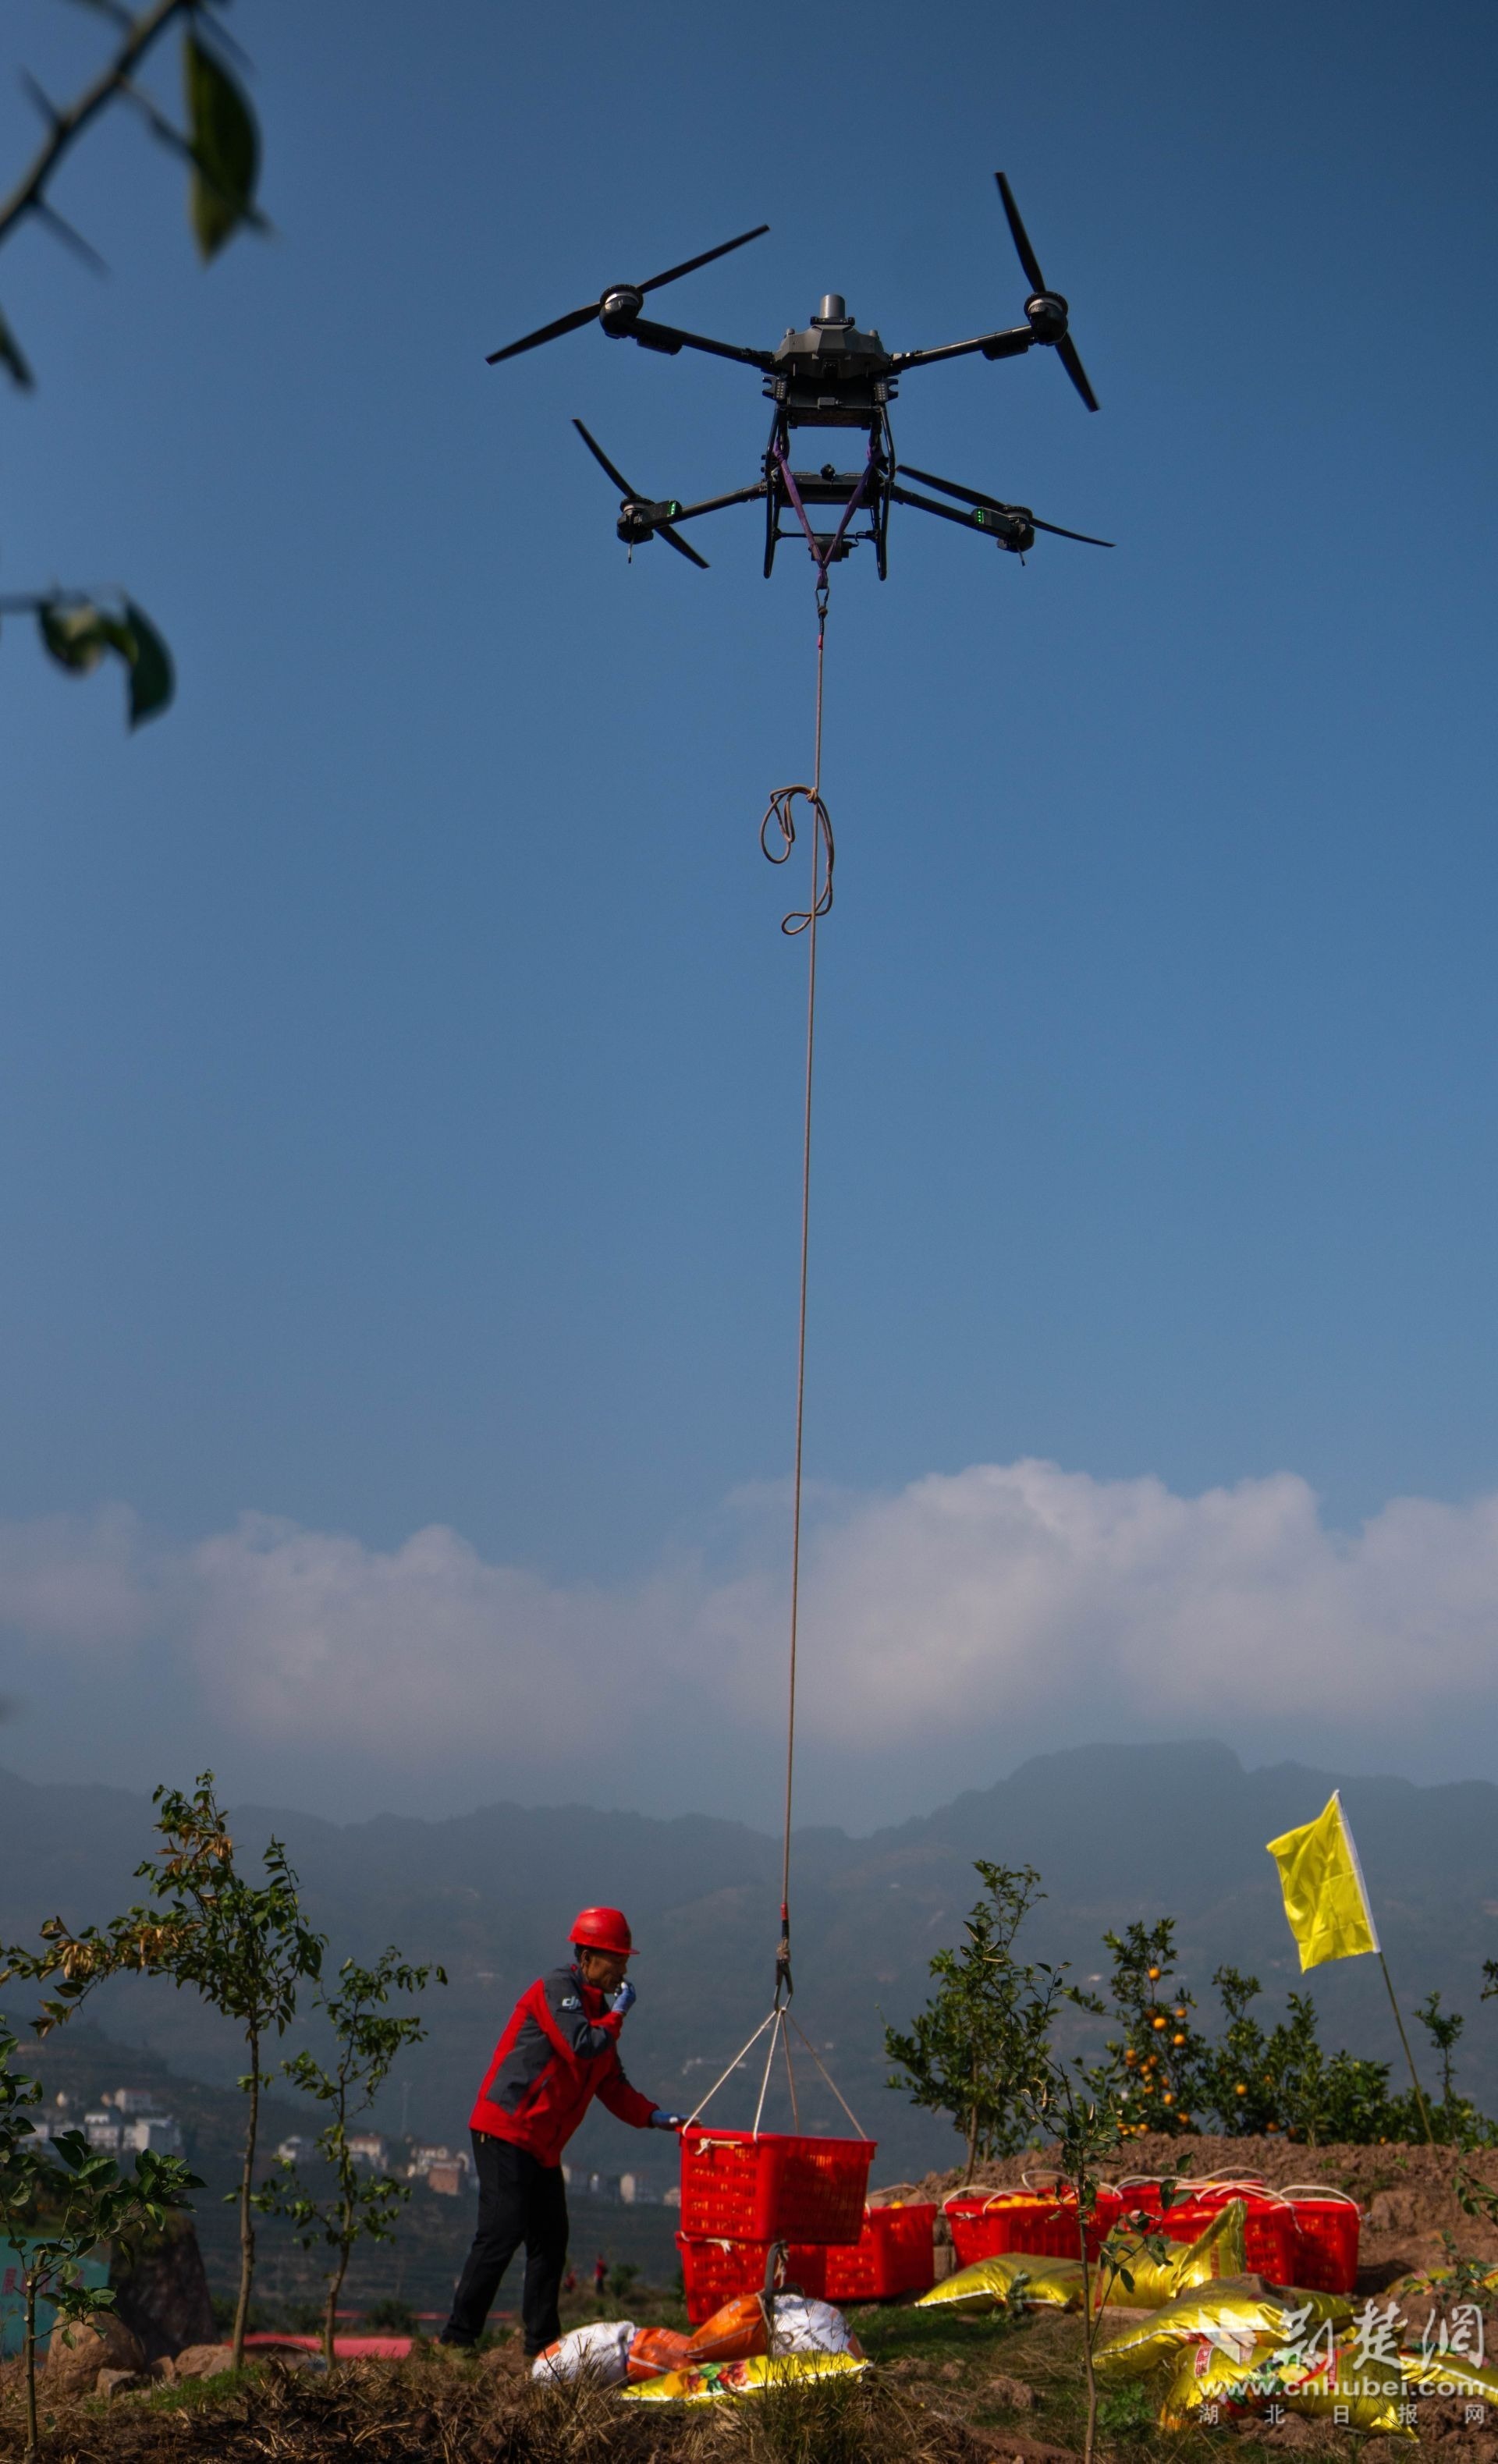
{"left": 1378, "top": 1952, "right": 1435, "bottom": 2146}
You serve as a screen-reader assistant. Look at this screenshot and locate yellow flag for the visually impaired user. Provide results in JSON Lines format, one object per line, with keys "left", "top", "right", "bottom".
{"left": 1265, "top": 1791, "right": 1379, "bottom": 1972}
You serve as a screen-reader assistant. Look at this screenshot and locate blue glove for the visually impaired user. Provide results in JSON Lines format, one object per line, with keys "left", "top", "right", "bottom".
{"left": 651, "top": 2108, "right": 687, "bottom": 2129}
{"left": 610, "top": 1980, "right": 637, "bottom": 2017}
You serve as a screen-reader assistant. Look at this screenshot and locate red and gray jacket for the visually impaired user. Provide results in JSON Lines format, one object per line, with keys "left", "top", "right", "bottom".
{"left": 470, "top": 1962, "right": 657, "bottom": 2167}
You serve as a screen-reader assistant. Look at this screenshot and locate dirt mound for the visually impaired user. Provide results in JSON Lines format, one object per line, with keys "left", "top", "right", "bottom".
{"left": 875, "top": 2134, "right": 1498, "bottom": 2287}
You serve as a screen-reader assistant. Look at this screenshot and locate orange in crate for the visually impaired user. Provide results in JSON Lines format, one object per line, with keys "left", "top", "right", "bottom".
{"left": 946, "top": 2186, "right": 1121, "bottom": 2269}
{"left": 821, "top": 2203, "right": 936, "bottom": 2303}
{"left": 679, "top": 2129, "right": 875, "bottom": 2245}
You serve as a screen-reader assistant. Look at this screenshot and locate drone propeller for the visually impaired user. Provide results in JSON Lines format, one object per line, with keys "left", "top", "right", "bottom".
{"left": 488, "top": 225, "right": 769, "bottom": 365}
{"left": 995, "top": 172, "right": 1099, "bottom": 413}
{"left": 572, "top": 419, "right": 708, "bottom": 568}
{"left": 897, "top": 462, "right": 1113, "bottom": 547}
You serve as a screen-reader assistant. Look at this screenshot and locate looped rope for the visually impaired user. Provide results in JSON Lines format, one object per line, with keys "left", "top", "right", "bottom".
{"left": 760, "top": 785, "right": 834, "bottom": 934}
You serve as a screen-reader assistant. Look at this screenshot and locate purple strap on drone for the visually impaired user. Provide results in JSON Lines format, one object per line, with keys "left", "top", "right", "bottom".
{"left": 773, "top": 438, "right": 878, "bottom": 582}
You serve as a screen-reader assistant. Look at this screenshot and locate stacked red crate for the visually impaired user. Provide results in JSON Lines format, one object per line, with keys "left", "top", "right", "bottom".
{"left": 944, "top": 2186, "right": 1123, "bottom": 2269}
{"left": 676, "top": 2133, "right": 941, "bottom": 2324}
{"left": 1116, "top": 2175, "right": 1361, "bottom": 2293}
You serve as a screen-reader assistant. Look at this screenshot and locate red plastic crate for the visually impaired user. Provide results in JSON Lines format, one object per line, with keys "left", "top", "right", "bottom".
{"left": 679, "top": 2129, "right": 875, "bottom": 2245}
{"left": 675, "top": 2234, "right": 828, "bottom": 2325}
{"left": 821, "top": 2204, "right": 937, "bottom": 2303}
{"left": 1119, "top": 2178, "right": 1297, "bottom": 2282}
{"left": 1283, "top": 2191, "right": 1361, "bottom": 2294}
{"left": 945, "top": 2187, "right": 1122, "bottom": 2269}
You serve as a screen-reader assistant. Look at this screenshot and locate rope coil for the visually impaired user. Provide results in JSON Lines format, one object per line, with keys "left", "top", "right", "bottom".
{"left": 761, "top": 785, "right": 834, "bottom": 934}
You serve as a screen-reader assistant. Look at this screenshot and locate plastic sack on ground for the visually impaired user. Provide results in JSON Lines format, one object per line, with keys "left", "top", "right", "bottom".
{"left": 686, "top": 2290, "right": 861, "bottom": 2365}
{"left": 1095, "top": 2198, "right": 1247, "bottom": 2308}
{"left": 916, "top": 2253, "right": 1086, "bottom": 2315}
{"left": 531, "top": 2320, "right": 635, "bottom": 2384}
{"left": 620, "top": 2350, "right": 869, "bottom": 2404}
{"left": 1159, "top": 2332, "right": 1411, "bottom": 2437}
{"left": 1400, "top": 2347, "right": 1498, "bottom": 2403}
{"left": 1093, "top": 2276, "right": 1354, "bottom": 2383}
{"left": 627, "top": 2326, "right": 693, "bottom": 2382}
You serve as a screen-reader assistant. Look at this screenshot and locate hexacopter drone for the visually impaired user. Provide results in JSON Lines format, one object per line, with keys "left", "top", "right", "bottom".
{"left": 487, "top": 173, "right": 1111, "bottom": 578}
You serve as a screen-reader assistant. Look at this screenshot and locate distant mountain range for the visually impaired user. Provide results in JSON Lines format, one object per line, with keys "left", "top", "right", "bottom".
{"left": 3, "top": 1742, "right": 1496, "bottom": 2182}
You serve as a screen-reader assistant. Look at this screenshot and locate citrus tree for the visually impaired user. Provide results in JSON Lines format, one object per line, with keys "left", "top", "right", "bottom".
{"left": 256, "top": 1948, "right": 445, "bottom": 2363}
{"left": 1, "top": 1772, "right": 325, "bottom": 2369}
{"left": 1, "top": 2023, "right": 200, "bottom": 2462}
{"left": 886, "top": 1863, "right": 1067, "bottom": 2175}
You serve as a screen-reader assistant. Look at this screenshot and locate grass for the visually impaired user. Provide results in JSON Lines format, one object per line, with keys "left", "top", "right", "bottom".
{"left": 0, "top": 2307, "right": 1441, "bottom": 2463}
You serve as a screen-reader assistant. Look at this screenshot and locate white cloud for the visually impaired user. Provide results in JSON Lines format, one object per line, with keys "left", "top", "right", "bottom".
{"left": 4, "top": 1462, "right": 1498, "bottom": 1811}
{"left": 0, "top": 1505, "right": 156, "bottom": 1650}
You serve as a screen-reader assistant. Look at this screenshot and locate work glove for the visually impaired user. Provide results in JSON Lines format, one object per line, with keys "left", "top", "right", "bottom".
{"left": 650, "top": 2109, "right": 687, "bottom": 2130}
{"left": 610, "top": 1980, "right": 637, "bottom": 2017}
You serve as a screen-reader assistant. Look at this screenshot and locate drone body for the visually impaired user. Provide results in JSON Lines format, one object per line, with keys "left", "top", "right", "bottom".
{"left": 487, "top": 175, "right": 1111, "bottom": 578}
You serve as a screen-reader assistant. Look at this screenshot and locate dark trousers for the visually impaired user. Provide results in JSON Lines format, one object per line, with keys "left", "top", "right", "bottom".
{"left": 442, "top": 2130, "right": 570, "bottom": 2354}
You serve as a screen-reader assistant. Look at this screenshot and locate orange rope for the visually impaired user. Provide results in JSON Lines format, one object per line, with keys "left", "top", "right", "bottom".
{"left": 760, "top": 600, "right": 833, "bottom": 2006}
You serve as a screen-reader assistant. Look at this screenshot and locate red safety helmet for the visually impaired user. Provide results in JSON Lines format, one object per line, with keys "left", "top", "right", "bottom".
{"left": 570, "top": 1906, "right": 634, "bottom": 1958}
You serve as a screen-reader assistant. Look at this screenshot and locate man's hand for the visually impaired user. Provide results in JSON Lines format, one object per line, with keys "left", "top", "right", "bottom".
{"left": 610, "top": 1980, "right": 637, "bottom": 2017}
{"left": 650, "top": 2108, "right": 687, "bottom": 2129}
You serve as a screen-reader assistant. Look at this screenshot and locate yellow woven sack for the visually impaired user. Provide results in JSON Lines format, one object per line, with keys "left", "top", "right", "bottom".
{"left": 1160, "top": 2335, "right": 1411, "bottom": 2437}
{"left": 915, "top": 2253, "right": 1086, "bottom": 2315}
{"left": 619, "top": 2351, "right": 868, "bottom": 2404}
{"left": 1094, "top": 2276, "right": 1354, "bottom": 2383}
{"left": 1400, "top": 2347, "right": 1498, "bottom": 2402}
{"left": 1095, "top": 2197, "right": 1248, "bottom": 2309}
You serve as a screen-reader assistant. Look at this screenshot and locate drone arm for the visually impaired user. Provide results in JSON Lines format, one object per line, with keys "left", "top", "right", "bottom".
{"left": 665, "top": 481, "right": 769, "bottom": 525}
{"left": 889, "top": 325, "right": 1035, "bottom": 374}
{"left": 625, "top": 316, "right": 776, "bottom": 370}
{"left": 889, "top": 481, "right": 1025, "bottom": 550}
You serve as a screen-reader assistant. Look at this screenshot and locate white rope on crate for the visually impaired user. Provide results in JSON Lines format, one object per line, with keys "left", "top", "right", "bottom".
{"left": 685, "top": 2002, "right": 868, "bottom": 2139}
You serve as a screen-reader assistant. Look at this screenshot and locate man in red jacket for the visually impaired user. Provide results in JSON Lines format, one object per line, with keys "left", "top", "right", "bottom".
{"left": 440, "top": 1906, "right": 685, "bottom": 2354}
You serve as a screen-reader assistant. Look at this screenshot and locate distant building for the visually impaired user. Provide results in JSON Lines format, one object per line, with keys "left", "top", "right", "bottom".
{"left": 83, "top": 2111, "right": 121, "bottom": 2152}
{"left": 410, "top": 2143, "right": 472, "bottom": 2193}
{"left": 346, "top": 2133, "right": 388, "bottom": 2172}
{"left": 276, "top": 2135, "right": 318, "bottom": 2168}
{"left": 112, "top": 2088, "right": 162, "bottom": 2115}
{"left": 619, "top": 2172, "right": 659, "bottom": 2206}
{"left": 662, "top": 2185, "right": 681, "bottom": 2208}
{"left": 121, "top": 2114, "right": 183, "bottom": 2155}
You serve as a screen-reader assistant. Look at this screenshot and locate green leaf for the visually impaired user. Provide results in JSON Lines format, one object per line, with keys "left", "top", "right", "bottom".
{"left": 37, "top": 601, "right": 173, "bottom": 728}
{"left": 183, "top": 31, "right": 260, "bottom": 261}
{"left": 0, "top": 305, "right": 34, "bottom": 392}
{"left": 38, "top": 602, "right": 115, "bottom": 675}
{"left": 122, "top": 600, "right": 174, "bottom": 726}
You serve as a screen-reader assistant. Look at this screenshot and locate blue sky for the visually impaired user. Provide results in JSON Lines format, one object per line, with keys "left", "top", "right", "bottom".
{"left": 2, "top": 0, "right": 1496, "bottom": 1825}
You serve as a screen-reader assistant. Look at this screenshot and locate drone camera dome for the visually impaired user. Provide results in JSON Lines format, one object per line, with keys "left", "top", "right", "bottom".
{"left": 811, "top": 293, "right": 850, "bottom": 327}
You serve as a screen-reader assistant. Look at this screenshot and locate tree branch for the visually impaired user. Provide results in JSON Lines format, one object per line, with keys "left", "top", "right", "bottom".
{"left": 0, "top": 0, "right": 194, "bottom": 256}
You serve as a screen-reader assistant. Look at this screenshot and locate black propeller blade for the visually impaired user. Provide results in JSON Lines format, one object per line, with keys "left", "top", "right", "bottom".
{"left": 897, "top": 463, "right": 1113, "bottom": 548}
{"left": 995, "top": 172, "right": 1099, "bottom": 413}
{"left": 572, "top": 419, "right": 708, "bottom": 569}
{"left": 488, "top": 224, "right": 769, "bottom": 365}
